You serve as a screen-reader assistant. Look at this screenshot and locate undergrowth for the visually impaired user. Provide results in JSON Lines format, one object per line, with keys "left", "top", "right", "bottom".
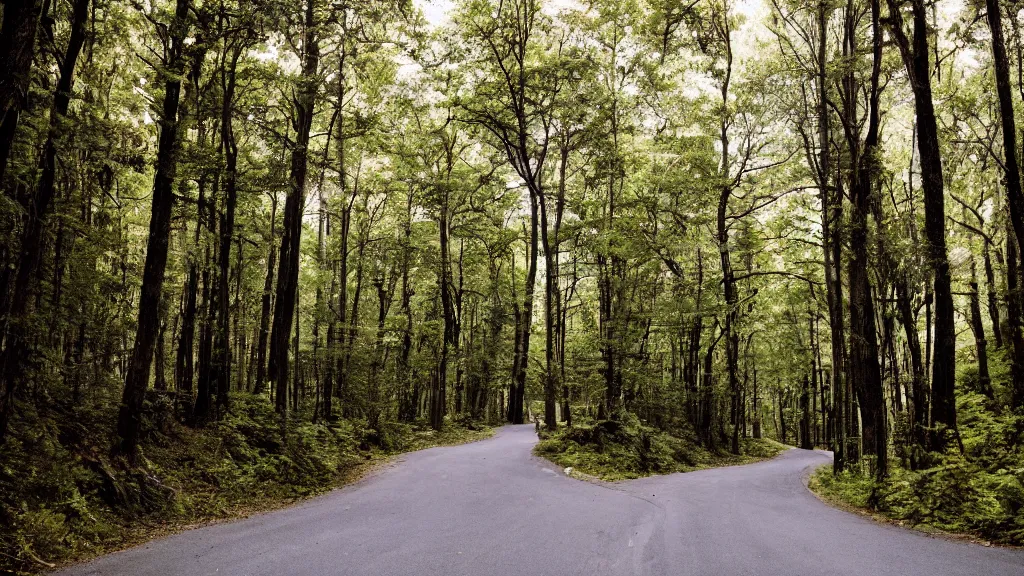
{"left": 0, "top": 393, "right": 491, "bottom": 575}
{"left": 809, "top": 386, "right": 1024, "bottom": 545}
{"left": 534, "top": 414, "right": 785, "bottom": 481}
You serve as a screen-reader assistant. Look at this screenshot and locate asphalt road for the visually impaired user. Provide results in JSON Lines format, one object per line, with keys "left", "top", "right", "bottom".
{"left": 59, "top": 424, "right": 1024, "bottom": 576}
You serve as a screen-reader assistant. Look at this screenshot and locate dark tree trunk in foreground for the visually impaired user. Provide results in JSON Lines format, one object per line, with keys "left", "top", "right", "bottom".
{"left": 887, "top": 0, "right": 957, "bottom": 449}
{"left": 269, "top": 0, "right": 318, "bottom": 415}
{"left": 0, "top": 0, "right": 44, "bottom": 184}
{"left": 986, "top": 0, "right": 1024, "bottom": 278}
{"left": 849, "top": 0, "right": 886, "bottom": 479}
{"left": 117, "top": 0, "right": 191, "bottom": 458}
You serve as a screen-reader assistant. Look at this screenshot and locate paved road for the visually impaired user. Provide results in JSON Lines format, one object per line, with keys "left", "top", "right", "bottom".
{"left": 60, "top": 425, "right": 1024, "bottom": 576}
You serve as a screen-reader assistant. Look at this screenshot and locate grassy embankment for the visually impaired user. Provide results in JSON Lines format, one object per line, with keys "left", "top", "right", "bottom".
{"left": 534, "top": 414, "right": 785, "bottom": 481}
{"left": 807, "top": 367, "right": 1024, "bottom": 547}
{"left": 0, "top": 394, "right": 491, "bottom": 574}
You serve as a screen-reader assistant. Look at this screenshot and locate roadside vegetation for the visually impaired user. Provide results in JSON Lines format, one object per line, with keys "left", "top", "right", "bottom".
{"left": 809, "top": 355, "right": 1024, "bottom": 546}
{"left": 535, "top": 414, "right": 785, "bottom": 481}
{"left": 0, "top": 395, "right": 490, "bottom": 574}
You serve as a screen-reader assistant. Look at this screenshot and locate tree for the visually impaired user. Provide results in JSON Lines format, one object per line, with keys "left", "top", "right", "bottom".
{"left": 269, "top": 0, "right": 320, "bottom": 416}
{"left": 117, "top": 0, "right": 193, "bottom": 458}
{"left": 886, "top": 0, "right": 957, "bottom": 449}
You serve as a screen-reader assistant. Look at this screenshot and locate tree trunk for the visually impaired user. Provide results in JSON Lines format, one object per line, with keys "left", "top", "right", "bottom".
{"left": 116, "top": 0, "right": 191, "bottom": 458}
{"left": 539, "top": 190, "right": 558, "bottom": 430}
{"left": 0, "top": 0, "right": 44, "bottom": 183}
{"left": 969, "top": 259, "right": 993, "bottom": 398}
{"left": 434, "top": 213, "right": 456, "bottom": 431}
{"left": 849, "top": 0, "right": 886, "bottom": 479}
{"left": 509, "top": 197, "right": 537, "bottom": 425}
{"left": 253, "top": 196, "right": 277, "bottom": 395}
{"left": 895, "top": 276, "right": 927, "bottom": 465}
{"left": 800, "top": 374, "right": 812, "bottom": 450}
{"left": 983, "top": 246, "right": 1002, "bottom": 348}
{"left": 398, "top": 190, "right": 414, "bottom": 421}
{"left": 986, "top": 0, "right": 1024, "bottom": 272}
{"left": 1007, "top": 230, "right": 1024, "bottom": 409}
{"left": 752, "top": 367, "right": 761, "bottom": 439}
{"left": 210, "top": 45, "right": 243, "bottom": 416}
{"left": 887, "top": 0, "right": 956, "bottom": 449}
{"left": 269, "top": 0, "right": 318, "bottom": 415}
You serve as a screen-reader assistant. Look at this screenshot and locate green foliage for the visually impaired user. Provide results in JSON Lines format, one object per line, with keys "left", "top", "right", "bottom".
{"left": 0, "top": 396, "right": 491, "bottom": 574}
{"left": 811, "top": 387, "right": 1024, "bottom": 545}
{"left": 535, "top": 414, "right": 784, "bottom": 481}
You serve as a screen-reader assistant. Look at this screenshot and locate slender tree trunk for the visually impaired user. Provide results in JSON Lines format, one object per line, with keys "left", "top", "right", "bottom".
{"left": 539, "top": 196, "right": 558, "bottom": 429}
{"left": 800, "top": 374, "right": 812, "bottom": 450}
{"left": 1007, "top": 230, "right": 1024, "bottom": 408}
{"left": 435, "top": 214, "right": 456, "bottom": 431}
{"left": 887, "top": 0, "right": 956, "bottom": 449}
{"left": 155, "top": 320, "right": 168, "bottom": 391}
{"left": 718, "top": 183, "right": 740, "bottom": 455}
{"left": 398, "top": 190, "right": 414, "bottom": 421}
{"left": 986, "top": 0, "right": 1024, "bottom": 269}
{"left": 895, "top": 276, "right": 927, "bottom": 465}
{"left": 752, "top": 366, "right": 761, "bottom": 438}
{"left": 116, "top": 0, "right": 191, "bottom": 458}
{"left": 969, "top": 259, "right": 993, "bottom": 398}
{"left": 211, "top": 44, "right": 243, "bottom": 416}
{"left": 509, "top": 198, "right": 537, "bottom": 424}
{"left": 849, "top": 0, "right": 886, "bottom": 479}
{"left": 253, "top": 196, "right": 277, "bottom": 395}
{"left": 195, "top": 242, "right": 214, "bottom": 422}
{"left": 269, "top": 0, "right": 318, "bottom": 415}
{"left": 983, "top": 246, "right": 1002, "bottom": 348}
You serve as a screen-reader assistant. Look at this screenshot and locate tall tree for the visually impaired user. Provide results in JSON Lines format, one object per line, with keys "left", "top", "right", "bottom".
{"left": 117, "top": 0, "right": 193, "bottom": 457}
{"left": 886, "top": 0, "right": 957, "bottom": 448}
{"left": 847, "top": 0, "right": 886, "bottom": 478}
{"left": 268, "top": 0, "right": 320, "bottom": 416}
{"left": 985, "top": 0, "right": 1024, "bottom": 408}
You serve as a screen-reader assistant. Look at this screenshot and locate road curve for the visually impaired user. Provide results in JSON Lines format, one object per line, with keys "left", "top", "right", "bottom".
{"left": 59, "top": 424, "right": 1024, "bottom": 576}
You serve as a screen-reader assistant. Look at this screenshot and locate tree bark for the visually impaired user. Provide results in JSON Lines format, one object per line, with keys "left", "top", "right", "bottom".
{"left": 887, "top": 0, "right": 956, "bottom": 449}
{"left": 116, "top": 0, "right": 191, "bottom": 458}
{"left": 253, "top": 195, "right": 277, "bottom": 395}
{"left": 1007, "top": 230, "right": 1024, "bottom": 409}
{"left": 985, "top": 0, "right": 1024, "bottom": 271}
{"left": 848, "top": 0, "right": 886, "bottom": 478}
{"left": 969, "top": 259, "right": 993, "bottom": 398}
{"left": 0, "top": 0, "right": 44, "bottom": 183}
{"left": 269, "top": 0, "right": 318, "bottom": 415}
{"left": 509, "top": 197, "right": 537, "bottom": 424}
{"left": 210, "top": 43, "right": 243, "bottom": 417}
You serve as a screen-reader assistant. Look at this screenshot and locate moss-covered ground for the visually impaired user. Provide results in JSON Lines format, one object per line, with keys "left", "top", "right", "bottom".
{"left": 533, "top": 415, "right": 785, "bottom": 482}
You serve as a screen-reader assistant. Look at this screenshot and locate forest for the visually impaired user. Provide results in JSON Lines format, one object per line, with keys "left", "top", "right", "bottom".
{"left": 3, "top": 0, "right": 1024, "bottom": 571}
